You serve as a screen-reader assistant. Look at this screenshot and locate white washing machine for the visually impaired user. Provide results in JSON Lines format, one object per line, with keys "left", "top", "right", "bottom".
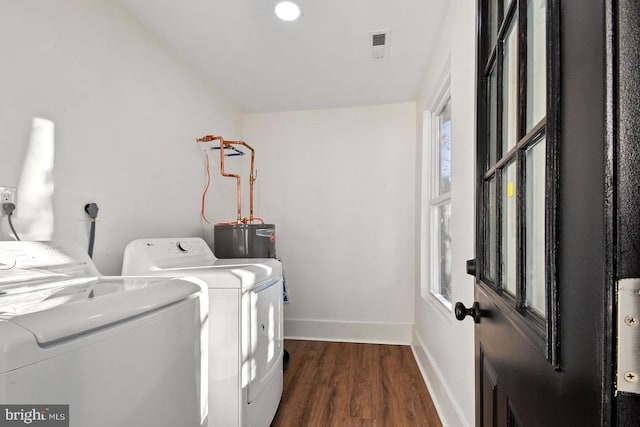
{"left": 0, "top": 241, "right": 207, "bottom": 427}
{"left": 122, "top": 237, "right": 283, "bottom": 427}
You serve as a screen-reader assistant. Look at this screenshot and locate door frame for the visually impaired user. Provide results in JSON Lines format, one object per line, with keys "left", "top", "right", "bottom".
{"left": 607, "top": 0, "right": 640, "bottom": 423}
{"left": 603, "top": 0, "right": 615, "bottom": 424}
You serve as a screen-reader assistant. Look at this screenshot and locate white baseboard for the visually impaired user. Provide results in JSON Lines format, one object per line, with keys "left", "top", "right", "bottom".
{"left": 283, "top": 318, "right": 413, "bottom": 345}
{"left": 411, "top": 329, "right": 471, "bottom": 427}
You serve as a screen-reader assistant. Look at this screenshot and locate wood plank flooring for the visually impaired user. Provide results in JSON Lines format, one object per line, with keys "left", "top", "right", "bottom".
{"left": 271, "top": 340, "right": 443, "bottom": 427}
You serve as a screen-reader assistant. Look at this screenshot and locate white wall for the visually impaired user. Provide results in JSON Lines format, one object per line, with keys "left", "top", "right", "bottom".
{"left": 243, "top": 103, "right": 416, "bottom": 344}
{"left": 412, "top": 1, "right": 476, "bottom": 426}
{"left": 0, "top": 0, "right": 243, "bottom": 274}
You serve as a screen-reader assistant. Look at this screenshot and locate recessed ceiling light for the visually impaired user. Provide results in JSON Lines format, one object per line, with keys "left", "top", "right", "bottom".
{"left": 275, "top": 1, "right": 301, "bottom": 21}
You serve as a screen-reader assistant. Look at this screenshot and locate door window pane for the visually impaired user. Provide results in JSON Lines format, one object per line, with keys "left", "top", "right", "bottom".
{"left": 488, "top": 67, "right": 498, "bottom": 167}
{"left": 526, "top": 138, "right": 546, "bottom": 316}
{"left": 488, "top": 0, "right": 499, "bottom": 52}
{"left": 503, "top": 19, "right": 518, "bottom": 155}
{"left": 526, "top": 0, "right": 546, "bottom": 130}
{"left": 485, "top": 177, "right": 497, "bottom": 282}
{"left": 438, "top": 99, "right": 452, "bottom": 194}
{"left": 502, "top": 163, "right": 517, "bottom": 295}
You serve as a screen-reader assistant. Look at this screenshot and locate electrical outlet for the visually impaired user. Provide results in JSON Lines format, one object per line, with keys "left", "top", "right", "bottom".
{"left": 77, "top": 196, "right": 104, "bottom": 221}
{"left": 0, "top": 187, "right": 17, "bottom": 216}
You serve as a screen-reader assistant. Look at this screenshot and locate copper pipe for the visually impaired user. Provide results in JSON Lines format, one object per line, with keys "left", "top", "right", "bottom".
{"left": 218, "top": 138, "right": 242, "bottom": 222}
{"left": 223, "top": 140, "right": 255, "bottom": 222}
{"left": 198, "top": 135, "right": 240, "bottom": 222}
{"left": 197, "top": 134, "right": 257, "bottom": 224}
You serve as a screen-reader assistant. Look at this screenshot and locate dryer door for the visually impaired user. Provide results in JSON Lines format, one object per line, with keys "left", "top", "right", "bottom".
{"left": 248, "top": 277, "right": 283, "bottom": 403}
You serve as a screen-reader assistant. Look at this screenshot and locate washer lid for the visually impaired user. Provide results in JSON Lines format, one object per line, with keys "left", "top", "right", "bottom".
{"left": 141, "top": 258, "right": 282, "bottom": 289}
{"left": 1, "top": 277, "right": 202, "bottom": 345}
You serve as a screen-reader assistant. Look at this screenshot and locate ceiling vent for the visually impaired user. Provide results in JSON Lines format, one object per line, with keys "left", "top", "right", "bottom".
{"left": 370, "top": 30, "right": 390, "bottom": 60}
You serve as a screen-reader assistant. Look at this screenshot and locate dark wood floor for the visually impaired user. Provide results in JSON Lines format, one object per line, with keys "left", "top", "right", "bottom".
{"left": 271, "top": 340, "right": 443, "bottom": 427}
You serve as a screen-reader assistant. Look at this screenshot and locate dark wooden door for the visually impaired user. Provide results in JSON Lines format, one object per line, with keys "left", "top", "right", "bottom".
{"left": 455, "top": 0, "right": 640, "bottom": 425}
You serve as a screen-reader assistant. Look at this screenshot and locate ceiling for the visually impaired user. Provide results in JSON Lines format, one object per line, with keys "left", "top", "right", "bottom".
{"left": 117, "top": 0, "right": 448, "bottom": 113}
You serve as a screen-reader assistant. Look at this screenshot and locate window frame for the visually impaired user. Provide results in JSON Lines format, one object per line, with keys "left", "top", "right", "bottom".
{"left": 421, "top": 75, "right": 453, "bottom": 311}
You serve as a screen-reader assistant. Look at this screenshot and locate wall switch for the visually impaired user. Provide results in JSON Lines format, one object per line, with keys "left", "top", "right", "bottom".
{"left": 0, "top": 186, "right": 17, "bottom": 216}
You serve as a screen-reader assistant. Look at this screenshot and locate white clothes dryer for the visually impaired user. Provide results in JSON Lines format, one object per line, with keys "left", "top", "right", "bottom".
{"left": 122, "top": 237, "right": 283, "bottom": 427}
{"left": 0, "top": 241, "right": 207, "bottom": 427}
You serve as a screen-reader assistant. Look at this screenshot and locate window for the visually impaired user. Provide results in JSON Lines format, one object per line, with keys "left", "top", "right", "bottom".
{"left": 477, "top": 0, "right": 558, "bottom": 363}
{"left": 422, "top": 82, "right": 453, "bottom": 310}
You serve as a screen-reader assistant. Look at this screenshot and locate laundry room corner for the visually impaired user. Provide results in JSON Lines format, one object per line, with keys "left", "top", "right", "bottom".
{"left": 0, "top": 0, "right": 244, "bottom": 274}
{"left": 243, "top": 103, "right": 416, "bottom": 345}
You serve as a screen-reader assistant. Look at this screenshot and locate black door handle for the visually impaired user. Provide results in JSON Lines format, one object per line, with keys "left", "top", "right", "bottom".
{"left": 455, "top": 301, "right": 482, "bottom": 323}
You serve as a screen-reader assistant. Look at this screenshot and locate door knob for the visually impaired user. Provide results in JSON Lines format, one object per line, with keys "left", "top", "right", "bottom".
{"left": 455, "top": 301, "right": 482, "bottom": 323}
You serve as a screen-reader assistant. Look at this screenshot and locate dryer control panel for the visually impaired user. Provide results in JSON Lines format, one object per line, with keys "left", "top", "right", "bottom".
{"left": 122, "top": 238, "right": 217, "bottom": 274}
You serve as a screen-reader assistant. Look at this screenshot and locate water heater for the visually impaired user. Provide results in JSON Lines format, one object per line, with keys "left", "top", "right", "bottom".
{"left": 213, "top": 223, "right": 276, "bottom": 259}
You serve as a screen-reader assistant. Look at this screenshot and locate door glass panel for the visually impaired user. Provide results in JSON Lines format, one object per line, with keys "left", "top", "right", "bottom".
{"left": 488, "top": 67, "right": 498, "bottom": 167}
{"left": 485, "top": 177, "right": 497, "bottom": 282}
{"left": 502, "top": 163, "right": 517, "bottom": 295}
{"left": 526, "top": 0, "right": 547, "bottom": 131}
{"left": 478, "top": 0, "right": 557, "bottom": 367}
{"left": 525, "top": 138, "right": 546, "bottom": 316}
{"left": 503, "top": 19, "right": 518, "bottom": 156}
{"left": 438, "top": 99, "right": 452, "bottom": 194}
{"left": 488, "top": 0, "right": 498, "bottom": 52}
{"left": 438, "top": 203, "right": 452, "bottom": 301}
